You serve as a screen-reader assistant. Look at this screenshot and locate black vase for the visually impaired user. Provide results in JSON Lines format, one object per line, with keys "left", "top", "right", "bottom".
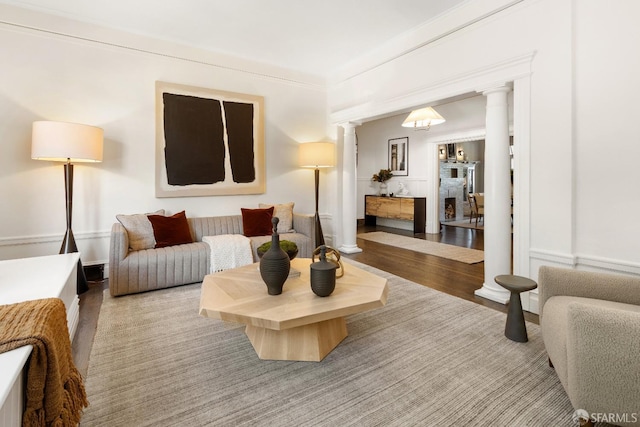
{"left": 259, "top": 217, "right": 291, "bottom": 295}
{"left": 310, "top": 245, "right": 337, "bottom": 297}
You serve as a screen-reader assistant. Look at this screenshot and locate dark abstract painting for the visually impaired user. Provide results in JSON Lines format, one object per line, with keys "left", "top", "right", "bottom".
{"left": 155, "top": 81, "right": 265, "bottom": 197}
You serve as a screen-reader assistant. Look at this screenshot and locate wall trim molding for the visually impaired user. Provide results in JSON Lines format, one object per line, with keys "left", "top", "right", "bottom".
{"left": 529, "top": 248, "right": 576, "bottom": 266}
{"left": 427, "top": 128, "right": 486, "bottom": 144}
{"left": 0, "top": 13, "right": 324, "bottom": 90}
{"left": 427, "top": 125, "right": 515, "bottom": 145}
{"left": 330, "top": 51, "right": 536, "bottom": 124}
{"left": 0, "top": 230, "right": 110, "bottom": 247}
{"left": 357, "top": 177, "right": 428, "bottom": 183}
{"left": 530, "top": 248, "right": 640, "bottom": 276}
{"left": 575, "top": 254, "right": 640, "bottom": 276}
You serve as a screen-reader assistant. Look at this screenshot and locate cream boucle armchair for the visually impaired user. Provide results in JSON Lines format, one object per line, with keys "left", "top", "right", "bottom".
{"left": 538, "top": 266, "right": 640, "bottom": 426}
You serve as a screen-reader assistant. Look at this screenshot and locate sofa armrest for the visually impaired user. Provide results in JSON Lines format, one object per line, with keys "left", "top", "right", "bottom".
{"left": 292, "top": 213, "right": 315, "bottom": 241}
{"left": 567, "top": 302, "right": 640, "bottom": 415}
{"left": 109, "top": 223, "right": 129, "bottom": 292}
{"left": 538, "top": 266, "right": 640, "bottom": 318}
{"left": 110, "top": 223, "right": 129, "bottom": 263}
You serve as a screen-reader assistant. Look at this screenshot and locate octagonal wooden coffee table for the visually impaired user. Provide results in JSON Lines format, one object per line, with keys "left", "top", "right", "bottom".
{"left": 199, "top": 258, "right": 388, "bottom": 362}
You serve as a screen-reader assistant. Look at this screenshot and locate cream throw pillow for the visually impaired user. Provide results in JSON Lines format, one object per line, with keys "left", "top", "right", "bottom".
{"left": 258, "top": 202, "right": 294, "bottom": 233}
{"left": 116, "top": 209, "right": 165, "bottom": 251}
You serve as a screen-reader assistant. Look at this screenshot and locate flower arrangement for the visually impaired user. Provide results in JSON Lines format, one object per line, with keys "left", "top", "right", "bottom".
{"left": 371, "top": 168, "right": 393, "bottom": 183}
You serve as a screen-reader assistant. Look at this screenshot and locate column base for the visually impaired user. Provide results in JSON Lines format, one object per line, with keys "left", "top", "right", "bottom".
{"left": 474, "top": 284, "right": 510, "bottom": 304}
{"left": 338, "top": 244, "right": 363, "bottom": 254}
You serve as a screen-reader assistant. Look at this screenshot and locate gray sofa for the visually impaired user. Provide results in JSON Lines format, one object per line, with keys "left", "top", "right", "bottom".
{"left": 539, "top": 266, "right": 640, "bottom": 426}
{"left": 109, "top": 213, "right": 315, "bottom": 297}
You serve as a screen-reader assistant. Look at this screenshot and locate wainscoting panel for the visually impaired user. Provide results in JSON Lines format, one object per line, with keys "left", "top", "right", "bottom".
{"left": 0, "top": 231, "right": 110, "bottom": 265}
{"left": 528, "top": 249, "right": 640, "bottom": 315}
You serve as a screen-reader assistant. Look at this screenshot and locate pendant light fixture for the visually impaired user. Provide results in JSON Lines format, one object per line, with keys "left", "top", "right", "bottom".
{"left": 402, "top": 107, "right": 446, "bottom": 130}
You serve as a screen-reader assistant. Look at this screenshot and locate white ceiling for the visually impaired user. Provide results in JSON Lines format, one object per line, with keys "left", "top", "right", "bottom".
{"left": 1, "top": 0, "right": 468, "bottom": 77}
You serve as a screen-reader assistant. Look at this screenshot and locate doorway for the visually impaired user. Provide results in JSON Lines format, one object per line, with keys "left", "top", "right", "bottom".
{"left": 438, "top": 140, "right": 485, "bottom": 224}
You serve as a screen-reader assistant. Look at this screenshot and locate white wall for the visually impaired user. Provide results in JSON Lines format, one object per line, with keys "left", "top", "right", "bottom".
{"left": 328, "top": 0, "right": 640, "bottom": 279}
{"left": 0, "top": 5, "right": 329, "bottom": 264}
{"left": 573, "top": 0, "right": 640, "bottom": 272}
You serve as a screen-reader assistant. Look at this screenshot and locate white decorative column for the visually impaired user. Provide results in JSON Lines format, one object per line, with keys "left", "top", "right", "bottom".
{"left": 338, "top": 122, "right": 362, "bottom": 254}
{"left": 425, "top": 142, "right": 441, "bottom": 234}
{"left": 474, "top": 85, "right": 512, "bottom": 304}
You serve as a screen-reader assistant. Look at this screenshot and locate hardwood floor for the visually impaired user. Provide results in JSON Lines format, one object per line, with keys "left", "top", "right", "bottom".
{"left": 344, "top": 223, "right": 538, "bottom": 325}
{"left": 72, "top": 278, "right": 108, "bottom": 377}
{"left": 72, "top": 222, "right": 538, "bottom": 376}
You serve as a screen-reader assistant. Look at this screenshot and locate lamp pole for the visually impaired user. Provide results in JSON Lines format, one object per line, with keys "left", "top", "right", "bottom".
{"left": 314, "top": 167, "right": 325, "bottom": 248}
{"left": 299, "top": 141, "right": 335, "bottom": 249}
{"left": 61, "top": 160, "right": 90, "bottom": 294}
{"left": 61, "top": 160, "right": 77, "bottom": 253}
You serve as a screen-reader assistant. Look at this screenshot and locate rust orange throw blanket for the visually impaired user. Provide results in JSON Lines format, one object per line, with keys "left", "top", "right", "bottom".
{"left": 0, "top": 298, "right": 88, "bottom": 426}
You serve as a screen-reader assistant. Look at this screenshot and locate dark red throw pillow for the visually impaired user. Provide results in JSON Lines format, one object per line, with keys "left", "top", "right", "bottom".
{"left": 241, "top": 206, "right": 274, "bottom": 237}
{"left": 147, "top": 210, "right": 193, "bottom": 248}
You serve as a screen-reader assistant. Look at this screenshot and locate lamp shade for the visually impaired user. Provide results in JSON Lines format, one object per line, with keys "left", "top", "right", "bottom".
{"left": 32, "top": 121, "right": 104, "bottom": 162}
{"left": 401, "top": 107, "right": 446, "bottom": 129}
{"left": 299, "top": 142, "right": 335, "bottom": 168}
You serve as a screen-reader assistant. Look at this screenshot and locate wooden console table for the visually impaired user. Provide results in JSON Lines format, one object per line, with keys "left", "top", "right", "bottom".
{"left": 364, "top": 195, "right": 426, "bottom": 233}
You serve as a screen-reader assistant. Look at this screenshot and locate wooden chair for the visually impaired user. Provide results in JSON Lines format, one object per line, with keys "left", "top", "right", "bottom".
{"left": 471, "top": 193, "right": 484, "bottom": 226}
{"left": 468, "top": 194, "right": 477, "bottom": 224}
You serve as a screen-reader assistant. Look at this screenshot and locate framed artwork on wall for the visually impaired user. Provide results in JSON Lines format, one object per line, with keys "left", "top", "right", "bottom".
{"left": 155, "top": 81, "right": 265, "bottom": 197}
{"left": 388, "top": 137, "right": 408, "bottom": 176}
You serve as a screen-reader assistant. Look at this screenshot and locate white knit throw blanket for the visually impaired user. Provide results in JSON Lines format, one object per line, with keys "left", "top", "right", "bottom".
{"left": 202, "top": 234, "right": 254, "bottom": 272}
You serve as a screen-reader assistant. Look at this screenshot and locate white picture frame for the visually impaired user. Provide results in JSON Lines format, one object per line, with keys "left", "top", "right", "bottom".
{"left": 388, "top": 137, "right": 409, "bottom": 176}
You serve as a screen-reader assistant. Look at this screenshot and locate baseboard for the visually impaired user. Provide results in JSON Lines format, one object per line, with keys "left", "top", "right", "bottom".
{"left": 527, "top": 292, "right": 539, "bottom": 315}
{"left": 474, "top": 285, "right": 510, "bottom": 305}
{"left": 84, "top": 263, "right": 105, "bottom": 281}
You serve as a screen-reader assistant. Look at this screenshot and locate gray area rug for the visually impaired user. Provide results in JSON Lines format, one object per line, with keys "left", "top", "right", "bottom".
{"left": 82, "top": 260, "right": 576, "bottom": 426}
{"left": 357, "top": 231, "right": 484, "bottom": 264}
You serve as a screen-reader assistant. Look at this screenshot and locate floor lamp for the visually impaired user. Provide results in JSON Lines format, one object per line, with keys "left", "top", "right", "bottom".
{"left": 299, "top": 142, "right": 335, "bottom": 249}
{"left": 32, "top": 121, "right": 104, "bottom": 294}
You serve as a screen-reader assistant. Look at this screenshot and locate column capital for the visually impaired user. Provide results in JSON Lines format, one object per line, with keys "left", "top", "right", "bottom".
{"left": 477, "top": 83, "right": 512, "bottom": 96}
{"left": 337, "top": 121, "right": 362, "bottom": 130}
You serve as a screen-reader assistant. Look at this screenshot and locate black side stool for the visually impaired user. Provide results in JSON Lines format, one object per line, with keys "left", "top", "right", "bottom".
{"left": 495, "top": 275, "right": 538, "bottom": 342}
